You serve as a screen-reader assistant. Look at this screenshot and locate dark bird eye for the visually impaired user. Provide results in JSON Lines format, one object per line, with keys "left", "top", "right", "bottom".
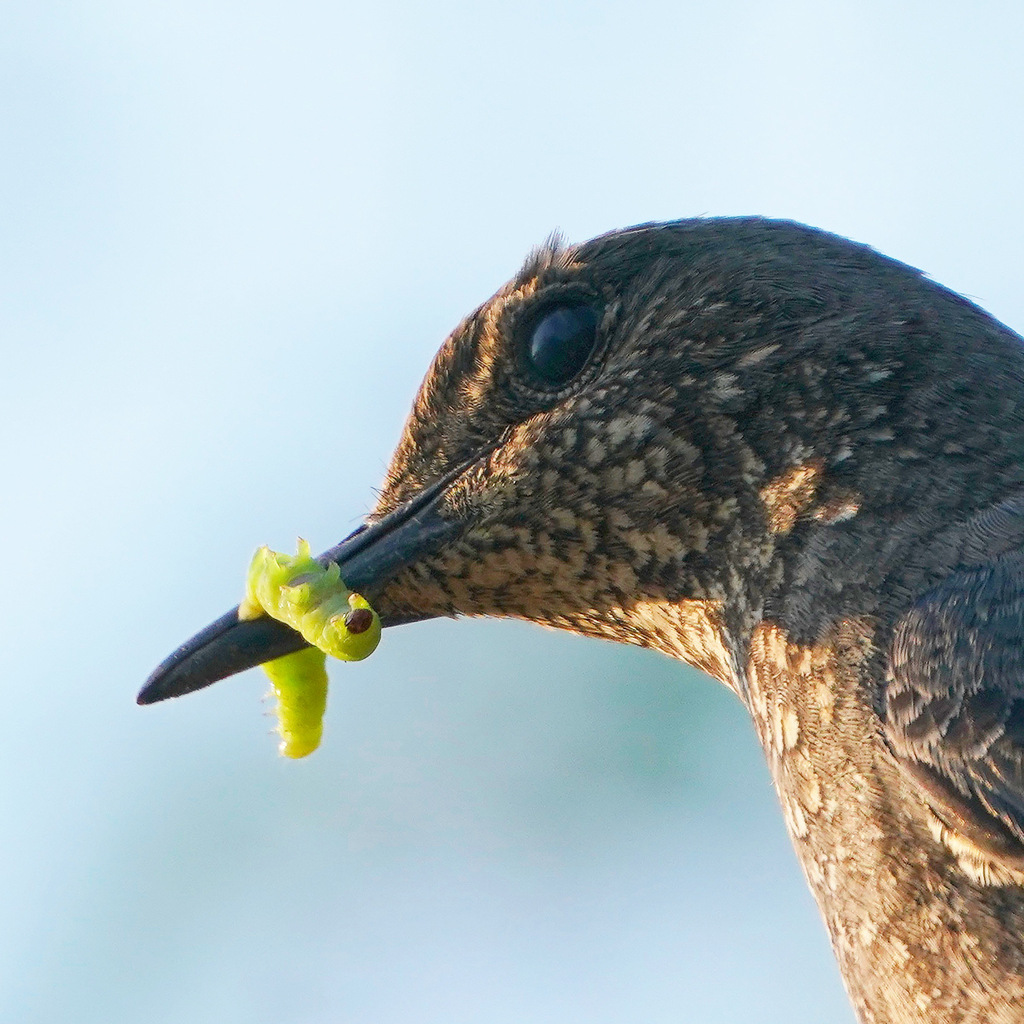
{"left": 525, "top": 304, "right": 598, "bottom": 387}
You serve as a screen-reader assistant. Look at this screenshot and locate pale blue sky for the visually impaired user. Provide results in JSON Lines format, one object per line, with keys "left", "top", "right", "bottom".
{"left": 2, "top": 2, "right": 1022, "bottom": 1022}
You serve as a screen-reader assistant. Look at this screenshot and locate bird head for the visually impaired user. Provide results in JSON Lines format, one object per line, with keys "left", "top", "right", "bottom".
{"left": 360, "top": 223, "right": 810, "bottom": 679}
{"left": 140, "top": 217, "right": 1016, "bottom": 704}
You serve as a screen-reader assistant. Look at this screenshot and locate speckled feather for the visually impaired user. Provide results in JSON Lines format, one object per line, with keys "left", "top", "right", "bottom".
{"left": 365, "top": 219, "right": 1024, "bottom": 1023}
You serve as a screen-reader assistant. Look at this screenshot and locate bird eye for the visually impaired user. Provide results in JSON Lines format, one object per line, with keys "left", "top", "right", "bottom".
{"left": 524, "top": 303, "right": 599, "bottom": 387}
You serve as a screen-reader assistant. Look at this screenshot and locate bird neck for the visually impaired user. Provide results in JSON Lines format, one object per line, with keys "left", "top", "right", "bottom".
{"left": 744, "top": 620, "right": 1024, "bottom": 1024}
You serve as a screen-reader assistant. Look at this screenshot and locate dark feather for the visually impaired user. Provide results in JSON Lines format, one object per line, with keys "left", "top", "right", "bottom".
{"left": 886, "top": 497, "right": 1024, "bottom": 860}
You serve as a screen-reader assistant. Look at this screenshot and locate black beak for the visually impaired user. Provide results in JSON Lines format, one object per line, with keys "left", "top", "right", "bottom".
{"left": 137, "top": 471, "right": 464, "bottom": 705}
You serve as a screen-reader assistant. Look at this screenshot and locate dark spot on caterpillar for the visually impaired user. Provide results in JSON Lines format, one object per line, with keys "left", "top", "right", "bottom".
{"left": 345, "top": 608, "right": 374, "bottom": 634}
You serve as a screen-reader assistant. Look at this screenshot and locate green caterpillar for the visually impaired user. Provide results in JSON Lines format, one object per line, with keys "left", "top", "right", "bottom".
{"left": 259, "top": 647, "right": 330, "bottom": 759}
{"left": 239, "top": 539, "right": 381, "bottom": 758}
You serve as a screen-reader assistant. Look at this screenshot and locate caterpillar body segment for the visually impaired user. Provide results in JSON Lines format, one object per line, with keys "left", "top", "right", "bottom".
{"left": 241, "top": 539, "right": 382, "bottom": 758}
{"left": 262, "top": 647, "right": 329, "bottom": 758}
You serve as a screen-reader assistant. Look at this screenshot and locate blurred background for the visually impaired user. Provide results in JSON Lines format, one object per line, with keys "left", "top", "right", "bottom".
{"left": 2, "top": 1, "right": 1023, "bottom": 1021}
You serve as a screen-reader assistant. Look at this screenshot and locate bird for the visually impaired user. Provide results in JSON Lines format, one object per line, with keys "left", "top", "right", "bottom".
{"left": 141, "top": 217, "right": 1024, "bottom": 1023}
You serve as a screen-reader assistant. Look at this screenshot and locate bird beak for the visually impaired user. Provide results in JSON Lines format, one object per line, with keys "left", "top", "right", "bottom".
{"left": 137, "top": 469, "right": 464, "bottom": 705}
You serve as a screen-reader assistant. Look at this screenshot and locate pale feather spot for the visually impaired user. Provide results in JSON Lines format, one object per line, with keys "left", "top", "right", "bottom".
{"left": 605, "top": 416, "right": 634, "bottom": 447}
{"left": 788, "top": 646, "right": 813, "bottom": 676}
{"left": 609, "top": 561, "right": 638, "bottom": 594}
{"left": 601, "top": 464, "right": 625, "bottom": 491}
{"left": 711, "top": 371, "right": 743, "bottom": 401}
{"left": 760, "top": 462, "right": 823, "bottom": 534}
{"left": 712, "top": 496, "right": 740, "bottom": 524}
{"left": 687, "top": 522, "right": 710, "bottom": 553}
{"left": 577, "top": 519, "right": 598, "bottom": 552}
{"left": 815, "top": 678, "right": 836, "bottom": 724}
{"left": 771, "top": 702, "right": 785, "bottom": 755}
{"left": 536, "top": 552, "right": 565, "bottom": 577}
{"left": 541, "top": 468, "right": 560, "bottom": 491}
{"left": 649, "top": 523, "right": 684, "bottom": 560}
{"left": 812, "top": 494, "right": 861, "bottom": 525}
{"left": 622, "top": 530, "right": 653, "bottom": 564}
{"left": 784, "top": 795, "right": 809, "bottom": 838}
{"left": 673, "top": 440, "right": 701, "bottom": 467}
{"left": 625, "top": 459, "right": 646, "bottom": 487}
{"left": 549, "top": 507, "right": 577, "bottom": 531}
{"left": 646, "top": 446, "right": 669, "bottom": 476}
{"left": 802, "top": 775, "right": 822, "bottom": 814}
{"left": 605, "top": 413, "right": 655, "bottom": 446}
{"left": 640, "top": 479, "right": 669, "bottom": 501}
{"left": 497, "top": 547, "right": 525, "bottom": 575}
{"left": 607, "top": 508, "right": 635, "bottom": 531}
{"left": 806, "top": 858, "right": 826, "bottom": 886}
{"left": 585, "top": 437, "right": 606, "bottom": 467}
{"left": 513, "top": 526, "right": 535, "bottom": 547}
{"left": 735, "top": 343, "right": 780, "bottom": 367}
{"left": 782, "top": 708, "right": 800, "bottom": 751}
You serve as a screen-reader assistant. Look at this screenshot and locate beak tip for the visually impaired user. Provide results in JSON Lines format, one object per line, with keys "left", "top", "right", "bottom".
{"left": 136, "top": 676, "right": 169, "bottom": 705}
{"left": 138, "top": 608, "right": 308, "bottom": 705}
